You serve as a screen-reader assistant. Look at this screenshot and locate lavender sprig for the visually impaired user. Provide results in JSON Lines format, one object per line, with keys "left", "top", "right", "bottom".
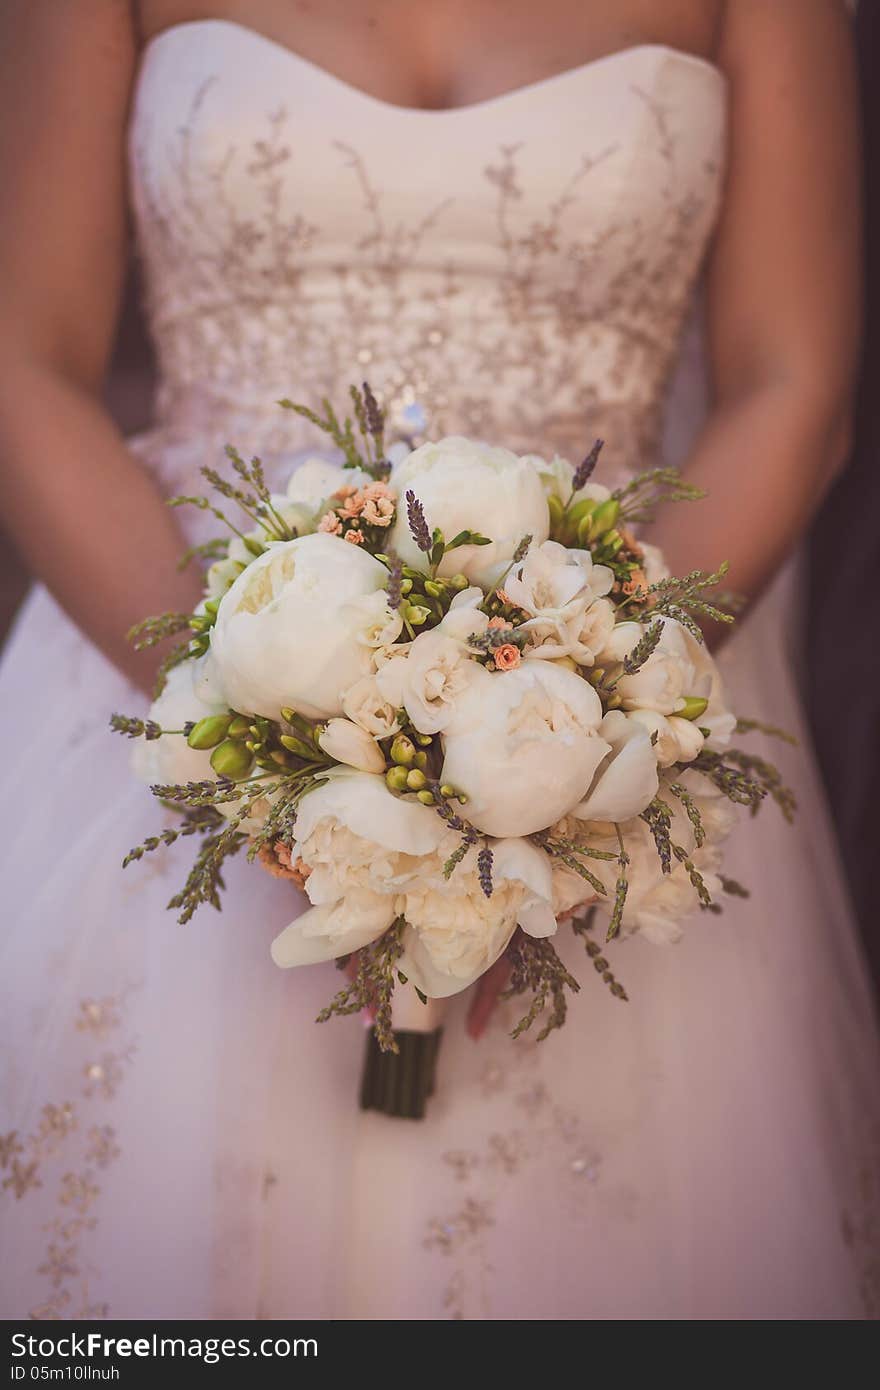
{"left": 477, "top": 845, "right": 494, "bottom": 899}
{"left": 385, "top": 551, "right": 404, "bottom": 611}
{"left": 571, "top": 438, "right": 604, "bottom": 493}
{"left": 405, "top": 489, "right": 433, "bottom": 553}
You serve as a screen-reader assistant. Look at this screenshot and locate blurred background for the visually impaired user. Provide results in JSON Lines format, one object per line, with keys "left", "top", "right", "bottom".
{"left": 1, "top": 4, "right": 877, "bottom": 993}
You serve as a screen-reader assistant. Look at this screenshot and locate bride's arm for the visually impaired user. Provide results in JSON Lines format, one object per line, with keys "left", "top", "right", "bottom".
{"left": 649, "top": 0, "right": 861, "bottom": 622}
{"left": 0, "top": 0, "right": 202, "bottom": 692}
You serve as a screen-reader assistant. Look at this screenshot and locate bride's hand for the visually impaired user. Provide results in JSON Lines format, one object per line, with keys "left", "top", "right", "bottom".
{"left": 465, "top": 954, "right": 512, "bottom": 1040}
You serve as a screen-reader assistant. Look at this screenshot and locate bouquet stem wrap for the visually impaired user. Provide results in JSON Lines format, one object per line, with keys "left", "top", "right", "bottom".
{"left": 359, "top": 986, "right": 446, "bottom": 1120}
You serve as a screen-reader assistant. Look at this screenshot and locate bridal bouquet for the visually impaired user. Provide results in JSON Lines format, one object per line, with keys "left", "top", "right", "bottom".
{"left": 114, "top": 385, "right": 794, "bottom": 1116}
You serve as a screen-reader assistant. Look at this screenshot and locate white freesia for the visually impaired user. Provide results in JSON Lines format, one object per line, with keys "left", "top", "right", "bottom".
{"left": 131, "top": 655, "right": 227, "bottom": 789}
{"left": 505, "top": 540, "right": 613, "bottom": 621}
{"left": 573, "top": 710, "right": 659, "bottom": 822}
{"left": 441, "top": 662, "right": 610, "bottom": 837}
{"left": 388, "top": 437, "right": 549, "bottom": 588}
{"left": 341, "top": 674, "right": 402, "bottom": 739}
{"left": 566, "top": 596, "right": 617, "bottom": 666}
{"left": 398, "top": 837, "right": 556, "bottom": 997}
{"left": 626, "top": 708, "right": 706, "bottom": 768}
{"left": 524, "top": 452, "right": 613, "bottom": 510}
{"left": 210, "top": 533, "right": 390, "bottom": 720}
{"left": 435, "top": 587, "right": 491, "bottom": 644}
{"left": 345, "top": 589, "right": 404, "bottom": 648}
{"left": 317, "top": 718, "right": 386, "bottom": 773}
{"left": 376, "top": 629, "right": 490, "bottom": 736}
{"left": 603, "top": 617, "right": 736, "bottom": 749}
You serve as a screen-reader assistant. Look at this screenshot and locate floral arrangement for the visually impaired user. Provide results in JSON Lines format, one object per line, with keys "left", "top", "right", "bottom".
{"left": 114, "top": 385, "right": 794, "bottom": 1116}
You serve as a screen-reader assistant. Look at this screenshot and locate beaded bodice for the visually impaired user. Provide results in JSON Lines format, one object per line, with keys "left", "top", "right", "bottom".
{"left": 129, "top": 20, "right": 726, "bottom": 485}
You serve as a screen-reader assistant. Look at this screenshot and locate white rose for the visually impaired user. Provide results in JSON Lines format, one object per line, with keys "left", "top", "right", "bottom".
{"left": 398, "top": 837, "right": 556, "bottom": 997}
{"left": 317, "top": 718, "right": 387, "bottom": 773}
{"left": 375, "top": 629, "right": 489, "bottom": 736}
{"left": 388, "top": 437, "right": 549, "bottom": 588}
{"left": 341, "top": 674, "right": 402, "bottom": 739}
{"left": 573, "top": 710, "right": 659, "bottom": 822}
{"left": 210, "top": 533, "right": 390, "bottom": 720}
{"left": 566, "top": 596, "right": 617, "bottom": 666}
{"left": 440, "top": 662, "right": 610, "bottom": 836}
{"left": 505, "top": 540, "right": 613, "bottom": 622}
{"left": 132, "top": 655, "right": 227, "bottom": 788}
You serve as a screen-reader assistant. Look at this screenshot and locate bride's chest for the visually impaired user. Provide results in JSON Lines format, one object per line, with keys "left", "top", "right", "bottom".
{"left": 129, "top": 26, "right": 727, "bottom": 301}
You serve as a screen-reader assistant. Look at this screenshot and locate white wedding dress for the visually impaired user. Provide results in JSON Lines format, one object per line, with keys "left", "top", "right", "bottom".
{"left": 2, "top": 21, "right": 879, "bottom": 1321}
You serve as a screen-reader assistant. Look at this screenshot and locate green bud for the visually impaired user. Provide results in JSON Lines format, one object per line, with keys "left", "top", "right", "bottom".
{"left": 449, "top": 573, "right": 470, "bottom": 591}
{"left": 186, "top": 714, "right": 233, "bottom": 750}
{"left": 439, "top": 784, "right": 457, "bottom": 799}
{"left": 399, "top": 578, "right": 414, "bottom": 596}
{"left": 227, "top": 715, "right": 251, "bottom": 740}
{"left": 269, "top": 749, "right": 289, "bottom": 767}
{"left": 587, "top": 667, "right": 606, "bottom": 687}
{"left": 590, "top": 498, "right": 620, "bottom": 538}
{"left": 210, "top": 739, "right": 254, "bottom": 779}
{"left": 413, "top": 750, "right": 428, "bottom": 770}
{"left": 243, "top": 536, "right": 266, "bottom": 557}
{"left": 547, "top": 494, "right": 565, "bottom": 530}
{"left": 413, "top": 732, "right": 434, "bottom": 747}
{"left": 202, "top": 597, "right": 221, "bottom": 618}
{"left": 424, "top": 580, "right": 445, "bottom": 599}
{"left": 678, "top": 696, "right": 709, "bottom": 722}
{"left": 416, "top": 789, "right": 436, "bottom": 805}
{"left": 577, "top": 514, "right": 597, "bottom": 546}
{"left": 390, "top": 734, "right": 416, "bottom": 766}
{"left": 405, "top": 603, "right": 431, "bottom": 627}
{"left": 604, "top": 692, "right": 623, "bottom": 710}
{"left": 405, "top": 768, "right": 427, "bottom": 791}
{"left": 385, "top": 766, "right": 410, "bottom": 793}
{"left": 244, "top": 740, "right": 258, "bottom": 753}
{"left": 281, "top": 707, "right": 296, "bottom": 724}
{"left": 280, "top": 733, "right": 318, "bottom": 759}
{"left": 566, "top": 497, "right": 598, "bottom": 527}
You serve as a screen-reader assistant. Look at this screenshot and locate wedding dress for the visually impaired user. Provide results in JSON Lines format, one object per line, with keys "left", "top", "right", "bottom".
{"left": 2, "top": 20, "right": 879, "bottom": 1321}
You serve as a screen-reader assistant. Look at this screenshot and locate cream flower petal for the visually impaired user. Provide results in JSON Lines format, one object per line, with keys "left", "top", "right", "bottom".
{"left": 270, "top": 897, "right": 395, "bottom": 968}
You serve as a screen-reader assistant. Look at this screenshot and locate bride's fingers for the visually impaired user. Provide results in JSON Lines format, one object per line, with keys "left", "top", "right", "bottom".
{"left": 466, "top": 955, "right": 512, "bottom": 1041}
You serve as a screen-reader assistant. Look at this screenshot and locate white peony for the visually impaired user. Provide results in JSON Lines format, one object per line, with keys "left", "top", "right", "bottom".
{"left": 440, "top": 662, "right": 610, "bottom": 837}
{"left": 206, "top": 496, "right": 320, "bottom": 598}
{"left": 317, "top": 718, "right": 386, "bottom": 773}
{"left": 398, "top": 837, "right": 556, "bottom": 997}
{"left": 210, "top": 533, "right": 391, "bottom": 720}
{"left": 388, "top": 437, "right": 549, "bottom": 588}
{"left": 269, "top": 770, "right": 446, "bottom": 966}
{"left": 375, "top": 629, "right": 490, "bottom": 736}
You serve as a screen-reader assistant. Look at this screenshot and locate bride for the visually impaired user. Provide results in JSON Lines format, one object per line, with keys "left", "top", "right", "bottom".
{"left": 1, "top": 0, "right": 878, "bottom": 1320}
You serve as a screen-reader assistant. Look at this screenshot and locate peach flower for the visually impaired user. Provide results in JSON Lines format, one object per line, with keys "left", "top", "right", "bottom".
{"left": 344, "top": 527, "right": 366, "bottom": 544}
{"left": 318, "top": 511, "right": 342, "bottom": 534}
{"left": 488, "top": 616, "right": 509, "bottom": 630}
{"left": 361, "top": 495, "right": 395, "bottom": 527}
{"left": 493, "top": 644, "right": 521, "bottom": 671}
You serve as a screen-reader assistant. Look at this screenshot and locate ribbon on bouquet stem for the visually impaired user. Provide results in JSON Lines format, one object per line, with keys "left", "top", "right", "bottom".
{"left": 359, "top": 984, "right": 447, "bottom": 1120}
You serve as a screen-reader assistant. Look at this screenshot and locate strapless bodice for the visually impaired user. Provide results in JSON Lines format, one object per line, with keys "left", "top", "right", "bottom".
{"left": 128, "top": 20, "right": 726, "bottom": 483}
